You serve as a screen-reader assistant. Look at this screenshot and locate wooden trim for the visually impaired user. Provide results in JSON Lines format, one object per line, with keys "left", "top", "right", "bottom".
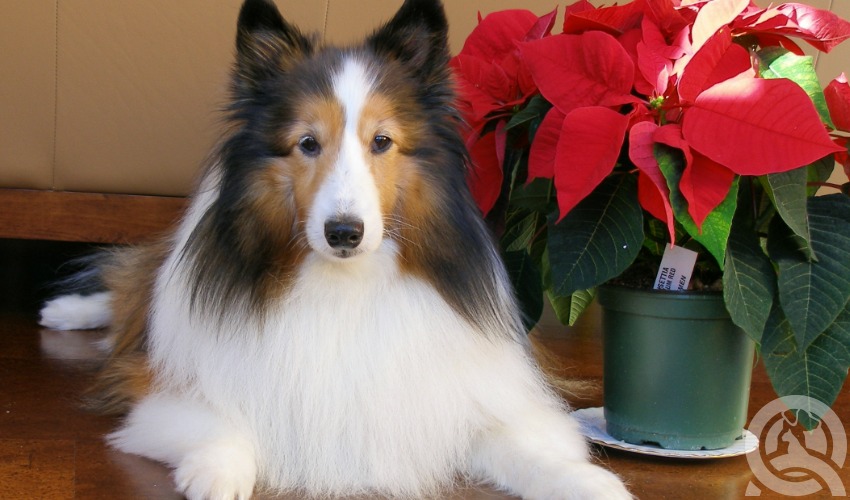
{"left": 0, "top": 189, "right": 188, "bottom": 244}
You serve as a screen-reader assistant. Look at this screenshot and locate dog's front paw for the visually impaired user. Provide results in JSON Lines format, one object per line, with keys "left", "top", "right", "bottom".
{"left": 174, "top": 443, "right": 257, "bottom": 500}
{"left": 542, "top": 462, "right": 632, "bottom": 500}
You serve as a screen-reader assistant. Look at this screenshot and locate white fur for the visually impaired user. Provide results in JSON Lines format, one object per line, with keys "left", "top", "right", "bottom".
{"left": 129, "top": 231, "right": 630, "bottom": 499}
{"left": 109, "top": 135, "right": 631, "bottom": 498}
{"left": 306, "top": 59, "right": 384, "bottom": 261}
{"left": 39, "top": 53, "right": 630, "bottom": 500}
{"left": 39, "top": 291, "right": 112, "bottom": 330}
{"left": 109, "top": 394, "right": 257, "bottom": 500}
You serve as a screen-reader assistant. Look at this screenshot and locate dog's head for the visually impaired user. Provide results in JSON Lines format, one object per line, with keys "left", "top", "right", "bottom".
{"left": 186, "top": 0, "right": 498, "bottom": 317}
{"left": 217, "top": 0, "right": 455, "bottom": 263}
{"left": 185, "top": 0, "right": 519, "bottom": 335}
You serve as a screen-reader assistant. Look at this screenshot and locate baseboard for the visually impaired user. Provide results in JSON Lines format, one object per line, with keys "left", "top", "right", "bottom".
{"left": 0, "top": 189, "right": 187, "bottom": 244}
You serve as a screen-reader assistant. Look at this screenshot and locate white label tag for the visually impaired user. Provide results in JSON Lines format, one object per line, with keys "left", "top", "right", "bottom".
{"left": 653, "top": 245, "right": 699, "bottom": 291}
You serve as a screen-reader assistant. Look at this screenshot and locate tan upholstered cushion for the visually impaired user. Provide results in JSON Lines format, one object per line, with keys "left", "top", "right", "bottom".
{"left": 0, "top": 1, "right": 844, "bottom": 196}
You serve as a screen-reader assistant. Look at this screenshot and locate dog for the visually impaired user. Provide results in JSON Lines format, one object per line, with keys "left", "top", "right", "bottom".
{"left": 39, "top": 1, "right": 631, "bottom": 498}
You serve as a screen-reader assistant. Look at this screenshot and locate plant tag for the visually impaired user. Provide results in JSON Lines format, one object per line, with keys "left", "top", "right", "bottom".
{"left": 653, "top": 245, "right": 698, "bottom": 291}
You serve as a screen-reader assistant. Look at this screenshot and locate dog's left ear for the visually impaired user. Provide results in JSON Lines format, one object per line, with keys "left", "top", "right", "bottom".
{"left": 367, "top": 0, "right": 450, "bottom": 81}
{"left": 234, "top": 0, "right": 314, "bottom": 89}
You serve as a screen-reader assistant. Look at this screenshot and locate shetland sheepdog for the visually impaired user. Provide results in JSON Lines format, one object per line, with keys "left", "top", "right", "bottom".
{"left": 40, "top": 1, "right": 630, "bottom": 498}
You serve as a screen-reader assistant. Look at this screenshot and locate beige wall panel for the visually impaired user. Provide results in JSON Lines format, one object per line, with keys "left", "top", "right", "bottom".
{"left": 54, "top": 0, "right": 326, "bottom": 196}
{"left": 325, "top": 0, "right": 564, "bottom": 54}
{"left": 821, "top": 1, "right": 850, "bottom": 190}
{"left": 324, "top": 0, "right": 838, "bottom": 56}
{"left": 23, "top": 0, "right": 849, "bottom": 197}
{"left": 0, "top": 1, "right": 56, "bottom": 190}
{"left": 275, "top": 0, "right": 328, "bottom": 35}
{"left": 324, "top": 0, "right": 402, "bottom": 46}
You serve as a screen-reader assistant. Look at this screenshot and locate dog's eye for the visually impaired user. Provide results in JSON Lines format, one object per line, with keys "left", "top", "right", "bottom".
{"left": 372, "top": 135, "right": 392, "bottom": 154}
{"left": 298, "top": 136, "right": 321, "bottom": 157}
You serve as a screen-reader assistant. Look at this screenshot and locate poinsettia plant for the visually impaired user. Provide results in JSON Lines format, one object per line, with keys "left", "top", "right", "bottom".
{"left": 452, "top": 0, "right": 850, "bottom": 427}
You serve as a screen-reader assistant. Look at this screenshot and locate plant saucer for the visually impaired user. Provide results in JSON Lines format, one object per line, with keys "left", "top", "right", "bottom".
{"left": 572, "top": 407, "right": 759, "bottom": 459}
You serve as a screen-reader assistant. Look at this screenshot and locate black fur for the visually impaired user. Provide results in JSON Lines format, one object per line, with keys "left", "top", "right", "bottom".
{"left": 367, "top": 1, "right": 523, "bottom": 337}
{"left": 233, "top": 0, "right": 317, "bottom": 100}
{"left": 367, "top": 0, "right": 450, "bottom": 84}
{"left": 183, "top": 0, "right": 523, "bottom": 339}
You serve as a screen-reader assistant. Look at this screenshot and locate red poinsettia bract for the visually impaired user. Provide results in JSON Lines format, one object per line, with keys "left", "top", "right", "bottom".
{"left": 452, "top": 0, "right": 850, "bottom": 239}
{"left": 451, "top": 8, "right": 557, "bottom": 214}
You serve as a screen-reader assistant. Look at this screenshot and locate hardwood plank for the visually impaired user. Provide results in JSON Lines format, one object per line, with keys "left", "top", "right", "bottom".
{"left": 75, "top": 439, "right": 182, "bottom": 500}
{"left": 0, "top": 439, "right": 75, "bottom": 500}
{"left": 0, "top": 189, "right": 187, "bottom": 244}
{"left": 2, "top": 241, "right": 848, "bottom": 499}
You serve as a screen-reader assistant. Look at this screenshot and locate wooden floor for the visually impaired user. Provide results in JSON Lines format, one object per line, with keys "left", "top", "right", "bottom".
{"left": 1, "top": 239, "right": 847, "bottom": 499}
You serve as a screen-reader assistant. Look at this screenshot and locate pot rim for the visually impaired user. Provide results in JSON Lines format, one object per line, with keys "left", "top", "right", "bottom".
{"left": 598, "top": 284, "right": 730, "bottom": 319}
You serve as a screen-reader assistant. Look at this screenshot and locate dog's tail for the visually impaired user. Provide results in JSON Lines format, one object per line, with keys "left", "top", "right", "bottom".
{"left": 40, "top": 242, "right": 169, "bottom": 414}
{"left": 39, "top": 291, "right": 113, "bottom": 330}
{"left": 39, "top": 251, "right": 113, "bottom": 330}
{"left": 529, "top": 336, "right": 599, "bottom": 402}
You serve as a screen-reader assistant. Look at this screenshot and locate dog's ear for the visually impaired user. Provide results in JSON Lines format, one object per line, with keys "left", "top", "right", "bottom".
{"left": 367, "top": 0, "right": 450, "bottom": 82}
{"left": 234, "top": 0, "right": 313, "bottom": 83}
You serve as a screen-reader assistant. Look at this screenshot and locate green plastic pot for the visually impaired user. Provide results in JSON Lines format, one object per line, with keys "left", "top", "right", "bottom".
{"left": 598, "top": 285, "right": 755, "bottom": 450}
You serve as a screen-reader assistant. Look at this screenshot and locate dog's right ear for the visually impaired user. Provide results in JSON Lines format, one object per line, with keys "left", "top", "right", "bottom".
{"left": 234, "top": 0, "right": 313, "bottom": 83}
{"left": 367, "top": 0, "right": 449, "bottom": 84}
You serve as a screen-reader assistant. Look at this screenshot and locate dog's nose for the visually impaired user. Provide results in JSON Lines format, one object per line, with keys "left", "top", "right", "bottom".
{"left": 324, "top": 218, "right": 364, "bottom": 249}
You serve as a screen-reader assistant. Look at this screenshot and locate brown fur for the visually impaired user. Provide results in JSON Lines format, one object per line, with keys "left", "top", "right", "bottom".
{"left": 358, "top": 95, "right": 408, "bottom": 216}
{"left": 279, "top": 97, "right": 345, "bottom": 223}
{"left": 267, "top": 89, "right": 437, "bottom": 276}
{"left": 529, "top": 336, "right": 599, "bottom": 401}
{"left": 239, "top": 164, "right": 308, "bottom": 301}
{"left": 85, "top": 241, "right": 169, "bottom": 414}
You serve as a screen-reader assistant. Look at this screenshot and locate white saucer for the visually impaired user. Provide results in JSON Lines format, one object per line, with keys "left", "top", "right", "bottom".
{"left": 572, "top": 407, "right": 759, "bottom": 459}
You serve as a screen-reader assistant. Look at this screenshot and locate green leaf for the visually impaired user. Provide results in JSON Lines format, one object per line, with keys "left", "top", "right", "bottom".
{"left": 508, "top": 177, "right": 555, "bottom": 213}
{"left": 541, "top": 247, "right": 571, "bottom": 325}
{"left": 642, "top": 217, "right": 671, "bottom": 256}
{"left": 762, "top": 299, "right": 850, "bottom": 430}
{"left": 547, "top": 175, "right": 643, "bottom": 295}
{"left": 502, "top": 211, "right": 541, "bottom": 252}
{"left": 758, "top": 47, "right": 835, "bottom": 129}
{"left": 545, "top": 289, "right": 596, "bottom": 326}
{"left": 655, "top": 145, "right": 738, "bottom": 268}
{"left": 506, "top": 95, "right": 552, "bottom": 131}
{"left": 767, "top": 194, "right": 850, "bottom": 349}
{"left": 539, "top": 218, "right": 600, "bottom": 326}
{"left": 724, "top": 218, "right": 776, "bottom": 343}
{"left": 568, "top": 288, "right": 596, "bottom": 325}
{"left": 763, "top": 166, "right": 813, "bottom": 259}
{"left": 690, "top": 181, "right": 739, "bottom": 270}
{"left": 503, "top": 249, "right": 543, "bottom": 331}
{"left": 504, "top": 146, "right": 526, "bottom": 201}
{"left": 808, "top": 156, "right": 836, "bottom": 196}
{"left": 546, "top": 292, "right": 571, "bottom": 325}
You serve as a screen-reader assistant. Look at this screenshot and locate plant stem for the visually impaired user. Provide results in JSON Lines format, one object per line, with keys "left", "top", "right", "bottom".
{"left": 808, "top": 181, "right": 845, "bottom": 190}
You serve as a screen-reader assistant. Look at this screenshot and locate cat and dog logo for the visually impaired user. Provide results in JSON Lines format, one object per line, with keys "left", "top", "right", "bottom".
{"left": 746, "top": 396, "right": 846, "bottom": 496}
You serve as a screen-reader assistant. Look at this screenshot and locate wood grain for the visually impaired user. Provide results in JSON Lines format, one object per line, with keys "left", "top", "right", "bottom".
{"left": 0, "top": 439, "right": 75, "bottom": 500}
{"left": 0, "top": 189, "right": 187, "bottom": 244}
{"left": 1, "top": 241, "right": 848, "bottom": 499}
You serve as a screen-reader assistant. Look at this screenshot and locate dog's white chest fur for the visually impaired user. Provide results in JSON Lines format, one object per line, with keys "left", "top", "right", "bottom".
{"left": 43, "top": 0, "right": 635, "bottom": 495}
{"left": 137, "top": 244, "right": 538, "bottom": 496}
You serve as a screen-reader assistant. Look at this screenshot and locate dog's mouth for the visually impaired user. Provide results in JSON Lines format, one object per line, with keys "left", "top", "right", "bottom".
{"left": 329, "top": 247, "right": 363, "bottom": 260}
